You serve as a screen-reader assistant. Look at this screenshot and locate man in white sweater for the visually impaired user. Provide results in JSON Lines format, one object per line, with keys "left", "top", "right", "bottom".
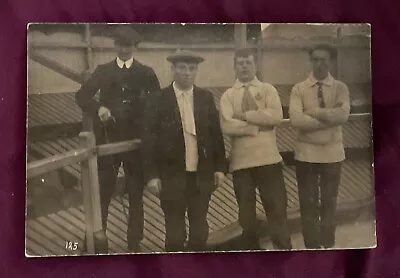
{"left": 289, "top": 43, "right": 350, "bottom": 249}
{"left": 220, "top": 48, "right": 292, "bottom": 250}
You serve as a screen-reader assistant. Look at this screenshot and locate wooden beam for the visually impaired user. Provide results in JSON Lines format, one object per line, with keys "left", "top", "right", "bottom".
{"left": 234, "top": 24, "right": 247, "bottom": 49}
{"left": 29, "top": 51, "right": 84, "bottom": 84}
{"left": 97, "top": 139, "right": 141, "bottom": 157}
{"left": 79, "top": 132, "right": 107, "bottom": 254}
{"left": 27, "top": 148, "right": 90, "bottom": 179}
{"left": 84, "top": 24, "right": 94, "bottom": 71}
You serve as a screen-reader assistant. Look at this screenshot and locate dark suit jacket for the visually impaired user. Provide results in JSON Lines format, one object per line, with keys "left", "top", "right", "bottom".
{"left": 142, "top": 84, "right": 228, "bottom": 200}
{"left": 75, "top": 59, "right": 160, "bottom": 139}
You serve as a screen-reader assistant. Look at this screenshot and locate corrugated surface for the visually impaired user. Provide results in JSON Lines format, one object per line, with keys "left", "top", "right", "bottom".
{"left": 28, "top": 92, "right": 82, "bottom": 127}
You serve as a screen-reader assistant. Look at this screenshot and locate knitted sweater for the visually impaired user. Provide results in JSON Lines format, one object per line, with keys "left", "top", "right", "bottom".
{"left": 220, "top": 78, "right": 283, "bottom": 172}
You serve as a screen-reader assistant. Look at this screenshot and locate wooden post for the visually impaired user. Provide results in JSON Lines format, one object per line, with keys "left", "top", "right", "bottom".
{"left": 84, "top": 24, "right": 94, "bottom": 72}
{"left": 234, "top": 24, "right": 247, "bottom": 49}
{"left": 79, "top": 131, "right": 108, "bottom": 254}
{"left": 82, "top": 24, "right": 95, "bottom": 132}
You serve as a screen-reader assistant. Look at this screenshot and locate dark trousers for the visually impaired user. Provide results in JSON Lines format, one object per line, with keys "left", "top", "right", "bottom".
{"left": 160, "top": 172, "right": 212, "bottom": 252}
{"left": 98, "top": 150, "right": 144, "bottom": 250}
{"left": 296, "top": 161, "right": 342, "bottom": 249}
{"left": 233, "top": 163, "right": 292, "bottom": 250}
{"left": 82, "top": 120, "right": 144, "bottom": 252}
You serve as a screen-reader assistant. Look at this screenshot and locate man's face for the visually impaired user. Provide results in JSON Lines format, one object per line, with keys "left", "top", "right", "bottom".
{"left": 115, "top": 42, "right": 135, "bottom": 61}
{"left": 311, "top": 49, "right": 332, "bottom": 79}
{"left": 234, "top": 55, "right": 257, "bottom": 83}
{"left": 171, "top": 61, "right": 198, "bottom": 88}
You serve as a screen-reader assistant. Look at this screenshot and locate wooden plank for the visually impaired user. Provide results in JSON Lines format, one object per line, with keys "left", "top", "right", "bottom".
{"left": 108, "top": 201, "right": 165, "bottom": 250}
{"left": 234, "top": 24, "right": 247, "bottom": 49}
{"left": 72, "top": 207, "right": 126, "bottom": 253}
{"left": 29, "top": 51, "right": 83, "bottom": 84}
{"left": 36, "top": 216, "right": 80, "bottom": 245}
{"left": 36, "top": 141, "right": 81, "bottom": 178}
{"left": 26, "top": 226, "right": 70, "bottom": 255}
{"left": 37, "top": 96, "right": 77, "bottom": 124}
{"left": 97, "top": 139, "right": 141, "bottom": 157}
{"left": 47, "top": 213, "right": 85, "bottom": 239}
{"left": 119, "top": 196, "right": 166, "bottom": 235}
{"left": 28, "top": 100, "right": 68, "bottom": 126}
{"left": 27, "top": 148, "right": 90, "bottom": 179}
{"left": 27, "top": 219, "right": 68, "bottom": 247}
{"left": 211, "top": 187, "right": 239, "bottom": 217}
{"left": 79, "top": 131, "right": 105, "bottom": 253}
{"left": 57, "top": 210, "right": 85, "bottom": 232}
{"left": 25, "top": 247, "right": 38, "bottom": 257}
{"left": 111, "top": 199, "right": 166, "bottom": 243}
{"left": 26, "top": 237, "right": 54, "bottom": 256}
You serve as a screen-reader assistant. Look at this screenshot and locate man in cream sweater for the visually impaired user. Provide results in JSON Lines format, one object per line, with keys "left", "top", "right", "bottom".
{"left": 220, "top": 48, "right": 292, "bottom": 250}
{"left": 289, "top": 43, "right": 350, "bottom": 249}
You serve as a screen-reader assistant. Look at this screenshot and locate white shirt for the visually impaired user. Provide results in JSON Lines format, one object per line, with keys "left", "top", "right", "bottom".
{"left": 116, "top": 57, "right": 134, "bottom": 69}
{"left": 173, "top": 82, "right": 198, "bottom": 172}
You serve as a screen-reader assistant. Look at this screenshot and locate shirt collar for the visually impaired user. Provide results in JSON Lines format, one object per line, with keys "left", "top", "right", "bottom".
{"left": 307, "top": 73, "right": 334, "bottom": 87}
{"left": 116, "top": 56, "right": 134, "bottom": 69}
{"left": 233, "top": 76, "right": 262, "bottom": 89}
{"left": 173, "top": 82, "right": 194, "bottom": 98}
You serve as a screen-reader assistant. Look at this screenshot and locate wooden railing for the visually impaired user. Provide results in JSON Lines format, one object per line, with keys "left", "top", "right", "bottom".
{"left": 26, "top": 112, "right": 371, "bottom": 254}
{"left": 27, "top": 131, "right": 141, "bottom": 254}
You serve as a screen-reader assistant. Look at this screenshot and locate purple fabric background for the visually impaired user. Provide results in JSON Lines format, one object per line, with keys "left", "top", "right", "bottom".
{"left": 1, "top": 0, "right": 399, "bottom": 277}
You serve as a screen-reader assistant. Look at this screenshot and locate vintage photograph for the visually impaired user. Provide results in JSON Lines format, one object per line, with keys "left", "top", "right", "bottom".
{"left": 26, "top": 23, "right": 374, "bottom": 256}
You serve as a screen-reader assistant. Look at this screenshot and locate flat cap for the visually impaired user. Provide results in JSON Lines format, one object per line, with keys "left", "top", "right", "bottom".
{"left": 112, "top": 25, "right": 142, "bottom": 45}
{"left": 167, "top": 49, "right": 204, "bottom": 64}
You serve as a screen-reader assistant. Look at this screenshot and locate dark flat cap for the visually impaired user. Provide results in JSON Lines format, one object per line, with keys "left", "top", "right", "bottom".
{"left": 167, "top": 49, "right": 204, "bottom": 64}
{"left": 112, "top": 25, "right": 142, "bottom": 45}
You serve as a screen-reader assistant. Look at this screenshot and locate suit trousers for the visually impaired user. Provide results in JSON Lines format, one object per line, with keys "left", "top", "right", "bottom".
{"left": 232, "top": 163, "right": 292, "bottom": 250}
{"left": 160, "top": 172, "right": 212, "bottom": 252}
{"left": 296, "top": 161, "right": 342, "bottom": 249}
{"left": 97, "top": 149, "right": 144, "bottom": 250}
{"left": 82, "top": 120, "right": 144, "bottom": 253}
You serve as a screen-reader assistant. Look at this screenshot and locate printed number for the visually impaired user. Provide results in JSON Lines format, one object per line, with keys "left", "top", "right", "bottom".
{"left": 65, "top": 241, "right": 78, "bottom": 251}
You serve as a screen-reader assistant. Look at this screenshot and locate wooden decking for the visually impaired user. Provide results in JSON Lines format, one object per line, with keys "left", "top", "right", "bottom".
{"left": 25, "top": 159, "right": 373, "bottom": 256}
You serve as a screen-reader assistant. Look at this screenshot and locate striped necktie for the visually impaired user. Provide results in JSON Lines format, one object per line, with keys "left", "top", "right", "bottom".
{"left": 316, "top": 81, "right": 326, "bottom": 108}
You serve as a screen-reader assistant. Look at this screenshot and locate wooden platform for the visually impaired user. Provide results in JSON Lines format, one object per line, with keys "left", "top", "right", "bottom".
{"left": 25, "top": 159, "right": 373, "bottom": 256}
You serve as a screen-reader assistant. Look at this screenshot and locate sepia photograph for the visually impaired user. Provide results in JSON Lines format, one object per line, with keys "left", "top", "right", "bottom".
{"left": 26, "top": 23, "right": 374, "bottom": 256}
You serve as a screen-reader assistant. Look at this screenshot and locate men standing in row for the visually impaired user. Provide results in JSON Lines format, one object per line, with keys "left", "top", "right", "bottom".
{"left": 289, "top": 43, "right": 350, "bottom": 249}
{"left": 142, "top": 50, "right": 227, "bottom": 252}
{"left": 75, "top": 26, "right": 160, "bottom": 253}
{"left": 220, "top": 48, "right": 292, "bottom": 250}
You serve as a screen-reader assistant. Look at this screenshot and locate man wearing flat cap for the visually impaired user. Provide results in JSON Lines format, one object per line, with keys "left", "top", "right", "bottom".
{"left": 75, "top": 25, "right": 160, "bottom": 253}
{"left": 142, "top": 49, "right": 227, "bottom": 252}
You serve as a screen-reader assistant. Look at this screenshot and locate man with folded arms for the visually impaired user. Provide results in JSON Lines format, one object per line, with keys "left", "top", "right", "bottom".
{"left": 220, "top": 48, "right": 292, "bottom": 250}
{"left": 289, "top": 43, "right": 350, "bottom": 249}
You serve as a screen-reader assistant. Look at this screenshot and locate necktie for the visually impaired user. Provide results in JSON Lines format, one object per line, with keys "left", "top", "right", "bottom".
{"left": 316, "top": 82, "right": 326, "bottom": 108}
{"left": 241, "top": 85, "right": 258, "bottom": 112}
{"left": 182, "top": 91, "right": 196, "bottom": 136}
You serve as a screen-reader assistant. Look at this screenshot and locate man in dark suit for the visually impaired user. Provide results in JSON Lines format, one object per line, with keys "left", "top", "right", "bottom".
{"left": 75, "top": 25, "right": 160, "bottom": 253}
{"left": 142, "top": 49, "right": 227, "bottom": 252}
